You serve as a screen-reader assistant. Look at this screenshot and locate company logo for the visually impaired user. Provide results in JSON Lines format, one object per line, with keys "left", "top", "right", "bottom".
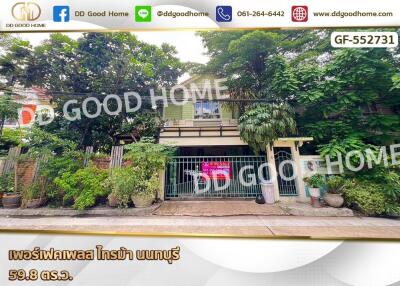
{"left": 53, "top": 6, "right": 70, "bottom": 22}
{"left": 11, "top": 2, "right": 41, "bottom": 21}
{"left": 292, "top": 6, "right": 308, "bottom": 22}
{"left": 216, "top": 6, "right": 232, "bottom": 22}
{"left": 135, "top": 6, "right": 152, "bottom": 22}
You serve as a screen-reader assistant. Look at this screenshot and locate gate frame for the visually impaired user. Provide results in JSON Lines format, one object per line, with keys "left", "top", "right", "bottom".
{"left": 159, "top": 138, "right": 312, "bottom": 202}
{"left": 266, "top": 139, "right": 308, "bottom": 203}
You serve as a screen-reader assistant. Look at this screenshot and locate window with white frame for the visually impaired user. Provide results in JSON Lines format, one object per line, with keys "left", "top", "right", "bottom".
{"left": 194, "top": 101, "right": 220, "bottom": 119}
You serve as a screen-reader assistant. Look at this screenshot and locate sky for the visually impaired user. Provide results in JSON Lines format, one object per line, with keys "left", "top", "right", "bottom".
{"left": 18, "top": 31, "right": 209, "bottom": 82}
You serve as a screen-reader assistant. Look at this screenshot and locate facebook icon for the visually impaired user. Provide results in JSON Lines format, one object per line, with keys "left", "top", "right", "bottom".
{"left": 53, "top": 6, "right": 70, "bottom": 22}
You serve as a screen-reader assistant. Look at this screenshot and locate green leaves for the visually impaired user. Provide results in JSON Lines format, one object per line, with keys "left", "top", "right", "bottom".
{"left": 239, "top": 103, "right": 297, "bottom": 152}
{"left": 54, "top": 166, "right": 108, "bottom": 210}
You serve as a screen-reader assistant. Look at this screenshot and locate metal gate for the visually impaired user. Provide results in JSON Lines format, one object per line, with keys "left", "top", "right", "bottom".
{"left": 273, "top": 147, "right": 298, "bottom": 196}
{"left": 165, "top": 156, "right": 269, "bottom": 199}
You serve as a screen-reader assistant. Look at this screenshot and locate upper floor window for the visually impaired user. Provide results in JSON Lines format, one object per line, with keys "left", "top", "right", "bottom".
{"left": 194, "top": 101, "right": 220, "bottom": 119}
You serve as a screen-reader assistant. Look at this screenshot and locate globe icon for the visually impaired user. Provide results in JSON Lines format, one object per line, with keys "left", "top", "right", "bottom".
{"left": 293, "top": 7, "right": 307, "bottom": 21}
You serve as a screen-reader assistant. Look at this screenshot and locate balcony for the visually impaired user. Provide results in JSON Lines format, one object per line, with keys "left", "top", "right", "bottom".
{"left": 159, "top": 119, "right": 245, "bottom": 146}
{"left": 163, "top": 119, "right": 238, "bottom": 128}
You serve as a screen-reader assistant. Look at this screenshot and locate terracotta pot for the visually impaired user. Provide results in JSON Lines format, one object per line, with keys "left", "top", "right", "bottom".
{"left": 131, "top": 192, "right": 154, "bottom": 208}
{"left": 310, "top": 196, "right": 322, "bottom": 208}
{"left": 108, "top": 193, "right": 119, "bottom": 208}
{"left": 323, "top": 193, "right": 344, "bottom": 208}
{"left": 2, "top": 193, "right": 22, "bottom": 209}
{"left": 26, "top": 198, "right": 47, "bottom": 209}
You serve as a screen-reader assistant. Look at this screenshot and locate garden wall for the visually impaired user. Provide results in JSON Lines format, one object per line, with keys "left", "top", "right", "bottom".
{"left": 15, "top": 160, "right": 36, "bottom": 192}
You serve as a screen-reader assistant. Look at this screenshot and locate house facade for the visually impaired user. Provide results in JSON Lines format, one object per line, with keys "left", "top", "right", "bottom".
{"left": 3, "top": 86, "right": 51, "bottom": 128}
{"left": 159, "top": 75, "right": 313, "bottom": 202}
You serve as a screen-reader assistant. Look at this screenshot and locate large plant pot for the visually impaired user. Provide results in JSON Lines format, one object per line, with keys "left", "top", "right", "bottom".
{"left": 2, "top": 193, "right": 22, "bottom": 209}
{"left": 131, "top": 192, "right": 154, "bottom": 208}
{"left": 26, "top": 198, "right": 47, "bottom": 209}
{"left": 108, "top": 193, "right": 119, "bottom": 208}
{"left": 323, "top": 193, "right": 344, "bottom": 208}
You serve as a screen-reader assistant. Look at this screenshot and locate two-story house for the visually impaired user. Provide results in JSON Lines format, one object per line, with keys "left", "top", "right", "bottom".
{"left": 159, "top": 75, "right": 312, "bottom": 202}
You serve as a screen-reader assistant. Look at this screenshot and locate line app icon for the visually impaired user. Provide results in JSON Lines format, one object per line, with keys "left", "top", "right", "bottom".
{"left": 135, "top": 6, "right": 152, "bottom": 22}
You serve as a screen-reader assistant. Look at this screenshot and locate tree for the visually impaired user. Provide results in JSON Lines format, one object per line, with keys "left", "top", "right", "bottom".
{"left": 0, "top": 38, "right": 33, "bottom": 87}
{"left": 0, "top": 95, "right": 21, "bottom": 136}
{"left": 297, "top": 48, "right": 400, "bottom": 149}
{"left": 199, "top": 29, "right": 400, "bottom": 155}
{"left": 239, "top": 103, "right": 297, "bottom": 152}
{"left": 12, "top": 33, "right": 184, "bottom": 151}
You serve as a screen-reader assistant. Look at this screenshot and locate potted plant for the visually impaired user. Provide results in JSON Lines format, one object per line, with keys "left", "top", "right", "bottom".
{"left": 303, "top": 174, "right": 325, "bottom": 208}
{"left": 23, "top": 180, "right": 47, "bottom": 208}
{"left": 323, "top": 176, "right": 345, "bottom": 208}
{"left": 107, "top": 168, "right": 136, "bottom": 208}
{"left": 131, "top": 173, "right": 158, "bottom": 208}
{"left": 102, "top": 177, "right": 119, "bottom": 208}
{"left": 1, "top": 171, "right": 22, "bottom": 208}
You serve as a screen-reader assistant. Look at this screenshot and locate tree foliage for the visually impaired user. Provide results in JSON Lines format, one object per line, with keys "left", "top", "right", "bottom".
{"left": 239, "top": 103, "right": 297, "bottom": 152}
{"left": 0, "top": 33, "right": 185, "bottom": 151}
{"left": 199, "top": 29, "right": 400, "bottom": 154}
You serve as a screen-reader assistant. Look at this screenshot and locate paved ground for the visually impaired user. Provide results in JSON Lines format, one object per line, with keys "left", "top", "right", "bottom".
{"left": 0, "top": 201, "right": 354, "bottom": 217}
{"left": 154, "top": 201, "right": 288, "bottom": 216}
{"left": 0, "top": 201, "right": 396, "bottom": 239}
{"left": 1, "top": 216, "right": 400, "bottom": 239}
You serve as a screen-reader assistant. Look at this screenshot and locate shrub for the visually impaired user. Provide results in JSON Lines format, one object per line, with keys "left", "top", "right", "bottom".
{"left": 124, "top": 142, "right": 176, "bottom": 177}
{"left": 107, "top": 167, "right": 159, "bottom": 208}
{"left": 325, "top": 176, "right": 346, "bottom": 194}
{"left": 22, "top": 180, "right": 43, "bottom": 201}
{"left": 0, "top": 128, "right": 26, "bottom": 156}
{"left": 303, "top": 174, "right": 325, "bottom": 188}
{"left": 343, "top": 181, "right": 387, "bottom": 216}
{"left": 38, "top": 151, "right": 84, "bottom": 207}
{"left": 54, "top": 167, "right": 109, "bottom": 210}
{"left": 107, "top": 167, "right": 137, "bottom": 208}
{"left": 0, "top": 172, "right": 14, "bottom": 193}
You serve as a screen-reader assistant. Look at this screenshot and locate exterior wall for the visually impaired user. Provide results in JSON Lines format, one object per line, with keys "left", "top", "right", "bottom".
{"left": 16, "top": 160, "right": 37, "bottom": 192}
{"left": 159, "top": 136, "right": 247, "bottom": 146}
{"left": 221, "top": 106, "right": 233, "bottom": 120}
{"left": 182, "top": 103, "right": 194, "bottom": 120}
{"left": 164, "top": 105, "right": 182, "bottom": 120}
{"left": 91, "top": 158, "right": 111, "bottom": 170}
{"left": 164, "top": 103, "right": 236, "bottom": 121}
{"left": 300, "top": 155, "right": 340, "bottom": 177}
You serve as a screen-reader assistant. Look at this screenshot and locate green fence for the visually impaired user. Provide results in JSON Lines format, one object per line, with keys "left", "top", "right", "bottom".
{"left": 165, "top": 156, "right": 269, "bottom": 199}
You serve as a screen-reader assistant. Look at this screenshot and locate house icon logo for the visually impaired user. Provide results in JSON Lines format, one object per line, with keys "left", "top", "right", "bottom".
{"left": 12, "top": 2, "right": 41, "bottom": 21}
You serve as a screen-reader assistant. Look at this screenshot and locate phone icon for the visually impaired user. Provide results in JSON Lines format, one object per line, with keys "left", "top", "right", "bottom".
{"left": 216, "top": 6, "right": 232, "bottom": 22}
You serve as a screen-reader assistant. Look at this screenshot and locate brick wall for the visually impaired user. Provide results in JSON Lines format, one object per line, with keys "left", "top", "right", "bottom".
{"left": 16, "top": 160, "right": 36, "bottom": 192}
{"left": 91, "top": 158, "right": 133, "bottom": 169}
{"left": 91, "top": 158, "right": 111, "bottom": 170}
